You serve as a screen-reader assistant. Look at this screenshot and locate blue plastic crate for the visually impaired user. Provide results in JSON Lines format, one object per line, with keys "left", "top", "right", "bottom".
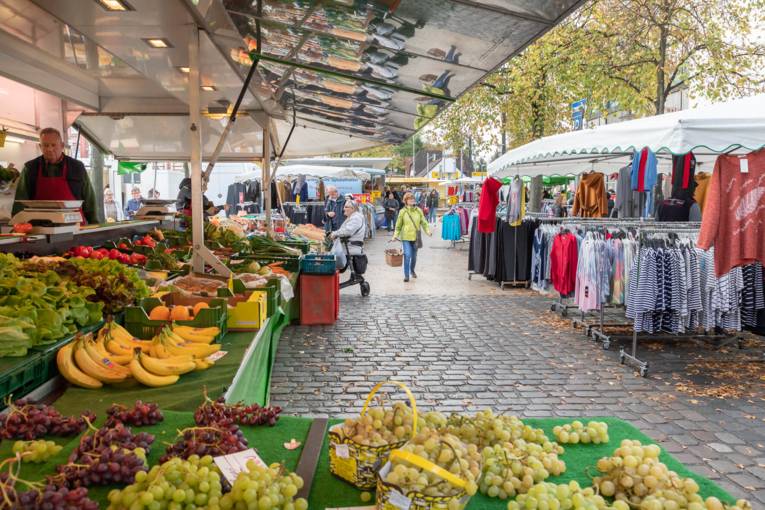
{"left": 300, "top": 254, "right": 336, "bottom": 275}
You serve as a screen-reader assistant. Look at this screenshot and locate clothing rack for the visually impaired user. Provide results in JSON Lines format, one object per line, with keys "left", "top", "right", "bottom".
{"left": 282, "top": 201, "right": 325, "bottom": 206}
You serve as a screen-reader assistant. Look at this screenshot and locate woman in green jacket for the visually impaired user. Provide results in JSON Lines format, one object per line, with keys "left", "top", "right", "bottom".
{"left": 393, "top": 192, "right": 432, "bottom": 282}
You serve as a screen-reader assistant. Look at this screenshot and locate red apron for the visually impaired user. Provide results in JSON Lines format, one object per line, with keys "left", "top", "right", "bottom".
{"left": 34, "top": 158, "right": 87, "bottom": 224}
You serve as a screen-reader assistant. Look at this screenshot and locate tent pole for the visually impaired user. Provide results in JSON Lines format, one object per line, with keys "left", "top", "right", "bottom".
{"left": 189, "top": 26, "right": 231, "bottom": 276}
{"left": 263, "top": 120, "right": 273, "bottom": 237}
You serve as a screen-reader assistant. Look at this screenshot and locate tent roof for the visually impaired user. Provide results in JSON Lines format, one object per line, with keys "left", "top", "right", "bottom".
{"left": 236, "top": 164, "right": 371, "bottom": 181}
{"left": 489, "top": 94, "right": 765, "bottom": 177}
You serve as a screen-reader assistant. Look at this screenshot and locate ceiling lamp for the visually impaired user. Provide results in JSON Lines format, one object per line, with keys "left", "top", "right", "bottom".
{"left": 95, "top": 0, "right": 134, "bottom": 11}
{"left": 201, "top": 85, "right": 217, "bottom": 92}
{"left": 143, "top": 38, "right": 172, "bottom": 49}
{"left": 177, "top": 66, "right": 190, "bottom": 74}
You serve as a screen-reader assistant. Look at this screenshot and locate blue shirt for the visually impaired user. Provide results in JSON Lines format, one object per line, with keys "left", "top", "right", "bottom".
{"left": 125, "top": 198, "right": 143, "bottom": 217}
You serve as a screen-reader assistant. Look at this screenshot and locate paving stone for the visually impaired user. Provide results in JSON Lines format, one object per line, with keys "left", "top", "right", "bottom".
{"left": 708, "top": 443, "right": 735, "bottom": 453}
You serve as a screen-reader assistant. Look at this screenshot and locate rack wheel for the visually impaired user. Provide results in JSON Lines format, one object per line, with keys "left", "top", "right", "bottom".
{"left": 639, "top": 367, "right": 648, "bottom": 377}
{"left": 602, "top": 340, "right": 610, "bottom": 350}
{"left": 360, "top": 281, "right": 370, "bottom": 297}
{"left": 550, "top": 304, "right": 556, "bottom": 312}
{"left": 619, "top": 352, "right": 626, "bottom": 364}
{"left": 561, "top": 308, "right": 568, "bottom": 318}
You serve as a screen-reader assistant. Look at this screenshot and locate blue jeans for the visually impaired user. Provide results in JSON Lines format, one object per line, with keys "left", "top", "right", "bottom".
{"left": 402, "top": 240, "right": 418, "bottom": 278}
{"left": 428, "top": 207, "right": 437, "bottom": 223}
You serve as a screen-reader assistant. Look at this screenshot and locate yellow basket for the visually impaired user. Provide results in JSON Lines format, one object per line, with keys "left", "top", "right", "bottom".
{"left": 376, "top": 449, "right": 472, "bottom": 510}
{"left": 328, "top": 380, "right": 418, "bottom": 489}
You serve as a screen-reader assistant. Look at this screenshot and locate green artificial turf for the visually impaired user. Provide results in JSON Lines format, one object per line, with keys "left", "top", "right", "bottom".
{"left": 0, "top": 414, "right": 735, "bottom": 509}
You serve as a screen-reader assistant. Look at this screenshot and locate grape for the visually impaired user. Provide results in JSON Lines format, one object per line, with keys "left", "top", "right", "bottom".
{"left": 68, "top": 422, "right": 154, "bottom": 464}
{"left": 106, "top": 400, "right": 164, "bottom": 427}
{"left": 360, "top": 491, "right": 372, "bottom": 502}
{"left": 507, "top": 481, "right": 624, "bottom": 510}
{"left": 195, "top": 395, "right": 282, "bottom": 428}
{"left": 334, "top": 401, "right": 415, "bottom": 446}
{"left": 160, "top": 425, "right": 248, "bottom": 461}
{"left": 383, "top": 428, "right": 481, "bottom": 498}
{"left": 107, "top": 455, "right": 223, "bottom": 510}
{"left": 15, "top": 483, "right": 99, "bottom": 509}
{"left": 553, "top": 420, "right": 609, "bottom": 444}
{"left": 218, "top": 460, "right": 306, "bottom": 510}
{"left": 12, "top": 439, "right": 63, "bottom": 463}
{"left": 0, "top": 399, "right": 95, "bottom": 440}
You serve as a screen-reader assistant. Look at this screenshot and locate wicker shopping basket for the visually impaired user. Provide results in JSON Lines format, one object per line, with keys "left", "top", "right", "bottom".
{"left": 328, "top": 380, "right": 418, "bottom": 489}
{"left": 385, "top": 248, "right": 403, "bottom": 267}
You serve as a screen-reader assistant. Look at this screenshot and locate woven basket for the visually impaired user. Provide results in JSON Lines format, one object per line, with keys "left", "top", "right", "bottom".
{"left": 385, "top": 249, "right": 403, "bottom": 267}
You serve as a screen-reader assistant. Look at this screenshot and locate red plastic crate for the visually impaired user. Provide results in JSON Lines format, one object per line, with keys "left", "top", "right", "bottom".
{"left": 300, "top": 273, "right": 339, "bottom": 325}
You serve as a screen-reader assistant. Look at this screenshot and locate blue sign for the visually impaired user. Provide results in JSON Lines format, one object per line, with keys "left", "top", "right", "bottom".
{"left": 571, "top": 98, "right": 587, "bottom": 130}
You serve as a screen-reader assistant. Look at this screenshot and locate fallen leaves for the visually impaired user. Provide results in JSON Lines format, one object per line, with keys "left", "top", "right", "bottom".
{"left": 283, "top": 439, "right": 301, "bottom": 450}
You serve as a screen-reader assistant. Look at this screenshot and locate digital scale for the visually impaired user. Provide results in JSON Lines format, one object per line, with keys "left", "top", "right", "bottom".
{"left": 134, "top": 199, "right": 177, "bottom": 221}
{"left": 9, "top": 200, "right": 83, "bottom": 234}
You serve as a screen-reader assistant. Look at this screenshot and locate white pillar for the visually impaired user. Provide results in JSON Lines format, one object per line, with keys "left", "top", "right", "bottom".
{"left": 189, "top": 27, "right": 205, "bottom": 273}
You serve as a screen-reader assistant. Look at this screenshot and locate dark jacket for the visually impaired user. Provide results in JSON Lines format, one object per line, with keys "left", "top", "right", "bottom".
{"left": 324, "top": 197, "right": 345, "bottom": 231}
{"left": 383, "top": 198, "right": 399, "bottom": 218}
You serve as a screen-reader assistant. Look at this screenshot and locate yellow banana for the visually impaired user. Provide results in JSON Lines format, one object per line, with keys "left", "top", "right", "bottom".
{"left": 72, "top": 340, "right": 127, "bottom": 384}
{"left": 173, "top": 325, "right": 220, "bottom": 337}
{"left": 105, "top": 321, "right": 138, "bottom": 343}
{"left": 172, "top": 330, "right": 216, "bottom": 344}
{"left": 150, "top": 337, "right": 172, "bottom": 358}
{"left": 57, "top": 342, "right": 102, "bottom": 389}
{"left": 194, "top": 358, "right": 214, "bottom": 371}
{"left": 139, "top": 353, "right": 196, "bottom": 376}
{"left": 162, "top": 334, "right": 221, "bottom": 358}
{"left": 106, "top": 339, "right": 134, "bottom": 356}
{"left": 129, "top": 353, "right": 179, "bottom": 387}
{"left": 82, "top": 340, "right": 132, "bottom": 376}
{"left": 94, "top": 337, "right": 132, "bottom": 365}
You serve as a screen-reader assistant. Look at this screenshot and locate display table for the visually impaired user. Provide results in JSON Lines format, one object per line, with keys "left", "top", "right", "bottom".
{"left": 0, "top": 415, "right": 734, "bottom": 509}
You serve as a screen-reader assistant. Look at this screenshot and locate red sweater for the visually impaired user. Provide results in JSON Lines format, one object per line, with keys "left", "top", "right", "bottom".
{"left": 550, "top": 232, "right": 578, "bottom": 296}
{"left": 477, "top": 177, "right": 502, "bottom": 233}
{"left": 697, "top": 149, "right": 765, "bottom": 277}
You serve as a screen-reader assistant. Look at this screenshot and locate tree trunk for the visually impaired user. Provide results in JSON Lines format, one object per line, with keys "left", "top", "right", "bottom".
{"left": 500, "top": 111, "right": 507, "bottom": 154}
{"left": 530, "top": 71, "right": 547, "bottom": 139}
{"left": 655, "top": 25, "right": 668, "bottom": 114}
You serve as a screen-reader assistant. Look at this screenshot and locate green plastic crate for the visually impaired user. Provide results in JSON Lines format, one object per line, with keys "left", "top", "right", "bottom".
{"left": 0, "top": 356, "right": 47, "bottom": 409}
{"left": 124, "top": 296, "right": 227, "bottom": 341}
{"left": 281, "top": 239, "right": 311, "bottom": 254}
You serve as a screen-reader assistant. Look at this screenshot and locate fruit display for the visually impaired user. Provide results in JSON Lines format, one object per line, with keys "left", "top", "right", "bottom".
{"left": 333, "top": 401, "right": 414, "bottom": 446}
{"left": 219, "top": 461, "right": 309, "bottom": 510}
{"left": 106, "top": 455, "right": 224, "bottom": 510}
{"left": 67, "top": 245, "right": 147, "bottom": 266}
{"left": 160, "top": 424, "right": 249, "bottom": 461}
{"left": 105, "top": 401, "right": 164, "bottom": 427}
{"left": 11, "top": 439, "right": 63, "bottom": 463}
{"left": 0, "top": 253, "right": 103, "bottom": 357}
{"left": 0, "top": 476, "right": 99, "bottom": 510}
{"left": 147, "top": 302, "right": 210, "bottom": 321}
{"left": 57, "top": 323, "right": 218, "bottom": 389}
{"left": 593, "top": 440, "right": 752, "bottom": 510}
{"left": 0, "top": 399, "right": 95, "bottom": 440}
{"left": 553, "top": 420, "right": 609, "bottom": 444}
{"left": 194, "top": 394, "right": 282, "bottom": 427}
{"left": 381, "top": 429, "right": 481, "bottom": 498}
{"left": 507, "top": 481, "right": 628, "bottom": 510}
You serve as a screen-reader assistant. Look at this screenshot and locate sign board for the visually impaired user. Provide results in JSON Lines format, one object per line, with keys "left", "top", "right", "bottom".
{"left": 351, "top": 193, "right": 371, "bottom": 204}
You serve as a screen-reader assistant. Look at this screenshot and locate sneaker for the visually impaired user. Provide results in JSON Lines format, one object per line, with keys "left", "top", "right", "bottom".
{"left": 411, "top": 271, "right": 417, "bottom": 278}
{"left": 404, "top": 277, "right": 409, "bottom": 282}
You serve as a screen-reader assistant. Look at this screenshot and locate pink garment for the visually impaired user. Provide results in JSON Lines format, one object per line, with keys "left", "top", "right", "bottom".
{"left": 575, "top": 273, "right": 599, "bottom": 312}
{"left": 477, "top": 177, "right": 502, "bottom": 233}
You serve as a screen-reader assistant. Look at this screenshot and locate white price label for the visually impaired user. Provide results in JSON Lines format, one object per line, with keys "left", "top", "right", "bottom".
{"left": 740, "top": 158, "right": 749, "bottom": 173}
{"left": 334, "top": 444, "right": 350, "bottom": 459}
{"left": 213, "top": 448, "right": 266, "bottom": 484}
{"left": 387, "top": 490, "right": 411, "bottom": 510}
{"left": 206, "top": 350, "right": 228, "bottom": 362}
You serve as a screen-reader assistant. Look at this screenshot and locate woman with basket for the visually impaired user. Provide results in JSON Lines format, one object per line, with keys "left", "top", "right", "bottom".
{"left": 393, "top": 192, "right": 432, "bottom": 282}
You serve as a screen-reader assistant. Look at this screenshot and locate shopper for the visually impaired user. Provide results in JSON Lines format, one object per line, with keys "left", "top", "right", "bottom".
{"left": 323, "top": 185, "right": 345, "bottom": 232}
{"left": 383, "top": 191, "right": 399, "bottom": 232}
{"left": 329, "top": 200, "right": 366, "bottom": 270}
{"left": 125, "top": 187, "right": 143, "bottom": 219}
{"left": 426, "top": 189, "right": 439, "bottom": 224}
{"left": 393, "top": 192, "right": 432, "bottom": 282}
{"left": 103, "top": 187, "right": 123, "bottom": 222}
{"left": 552, "top": 192, "right": 566, "bottom": 217}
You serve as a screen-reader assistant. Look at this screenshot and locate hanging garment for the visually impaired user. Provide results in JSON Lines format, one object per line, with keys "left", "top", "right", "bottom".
{"left": 550, "top": 232, "right": 578, "bottom": 296}
{"left": 694, "top": 172, "right": 711, "bottom": 212}
{"left": 652, "top": 174, "right": 665, "bottom": 217}
{"left": 613, "top": 165, "right": 642, "bottom": 218}
{"left": 697, "top": 148, "right": 765, "bottom": 277}
{"left": 671, "top": 153, "right": 696, "bottom": 201}
{"left": 698, "top": 247, "right": 743, "bottom": 331}
{"left": 506, "top": 178, "right": 526, "bottom": 226}
{"left": 495, "top": 219, "right": 535, "bottom": 282}
{"left": 741, "top": 263, "right": 765, "bottom": 328}
{"left": 657, "top": 199, "right": 697, "bottom": 222}
{"left": 572, "top": 172, "right": 608, "bottom": 217}
{"left": 631, "top": 148, "right": 658, "bottom": 217}
{"left": 477, "top": 177, "right": 502, "bottom": 233}
{"left": 441, "top": 213, "right": 462, "bottom": 241}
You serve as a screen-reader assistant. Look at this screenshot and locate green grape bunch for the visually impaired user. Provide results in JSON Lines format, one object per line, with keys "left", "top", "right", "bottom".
{"left": 553, "top": 421, "right": 609, "bottom": 445}
{"left": 507, "top": 481, "right": 630, "bottom": 510}
{"left": 383, "top": 429, "right": 481, "bottom": 500}
{"left": 219, "top": 461, "right": 308, "bottom": 510}
{"left": 480, "top": 440, "right": 566, "bottom": 500}
{"left": 335, "top": 401, "right": 415, "bottom": 446}
{"left": 12, "top": 440, "right": 63, "bottom": 463}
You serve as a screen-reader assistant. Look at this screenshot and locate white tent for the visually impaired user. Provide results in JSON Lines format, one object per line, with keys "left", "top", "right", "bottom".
{"left": 489, "top": 94, "right": 765, "bottom": 177}
{"left": 236, "top": 164, "right": 371, "bottom": 182}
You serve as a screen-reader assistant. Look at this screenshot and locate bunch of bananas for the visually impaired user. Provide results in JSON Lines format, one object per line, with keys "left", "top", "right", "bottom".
{"left": 56, "top": 322, "right": 221, "bottom": 389}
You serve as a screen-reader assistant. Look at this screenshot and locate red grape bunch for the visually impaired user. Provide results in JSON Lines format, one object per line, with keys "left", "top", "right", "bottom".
{"left": 105, "top": 400, "right": 164, "bottom": 427}
{"left": 15, "top": 483, "right": 100, "bottom": 509}
{"left": 194, "top": 396, "right": 282, "bottom": 428}
{"left": 67, "top": 422, "right": 154, "bottom": 463}
{"left": 0, "top": 399, "right": 95, "bottom": 440}
{"left": 160, "top": 425, "right": 249, "bottom": 462}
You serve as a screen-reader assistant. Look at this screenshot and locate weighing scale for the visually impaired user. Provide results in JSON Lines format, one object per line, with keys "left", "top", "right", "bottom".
{"left": 9, "top": 200, "right": 83, "bottom": 234}
{"left": 134, "top": 199, "right": 177, "bottom": 221}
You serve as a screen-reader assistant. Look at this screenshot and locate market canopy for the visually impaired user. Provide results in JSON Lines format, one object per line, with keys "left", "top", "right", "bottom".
{"left": 1, "top": 0, "right": 584, "bottom": 159}
{"left": 236, "top": 164, "right": 371, "bottom": 181}
{"left": 489, "top": 94, "right": 765, "bottom": 178}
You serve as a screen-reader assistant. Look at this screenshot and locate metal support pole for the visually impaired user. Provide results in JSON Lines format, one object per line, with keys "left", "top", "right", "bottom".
{"left": 263, "top": 122, "right": 272, "bottom": 237}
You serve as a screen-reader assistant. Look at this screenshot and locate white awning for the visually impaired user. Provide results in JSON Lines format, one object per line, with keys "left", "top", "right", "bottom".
{"left": 489, "top": 94, "right": 765, "bottom": 177}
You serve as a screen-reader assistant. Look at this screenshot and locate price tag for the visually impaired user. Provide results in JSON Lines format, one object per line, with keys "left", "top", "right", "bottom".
{"left": 334, "top": 444, "right": 350, "bottom": 459}
{"left": 387, "top": 490, "right": 411, "bottom": 510}
{"left": 740, "top": 157, "right": 749, "bottom": 173}
{"left": 213, "top": 448, "right": 266, "bottom": 484}
{"left": 206, "top": 350, "right": 228, "bottom": 362}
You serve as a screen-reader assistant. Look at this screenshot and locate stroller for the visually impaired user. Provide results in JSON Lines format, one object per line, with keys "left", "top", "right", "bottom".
{"left": 337, "top": 235, "right": 370, "bottom": 297}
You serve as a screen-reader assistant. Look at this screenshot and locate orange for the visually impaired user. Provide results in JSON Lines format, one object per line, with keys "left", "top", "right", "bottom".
{"left": 148, "top": 305, "right": 171, "bottom": 321}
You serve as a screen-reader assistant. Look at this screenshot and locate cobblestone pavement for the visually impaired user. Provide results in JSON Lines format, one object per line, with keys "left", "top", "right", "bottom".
{"left": 271, "top": 227, "right": 765, "bottom": 503}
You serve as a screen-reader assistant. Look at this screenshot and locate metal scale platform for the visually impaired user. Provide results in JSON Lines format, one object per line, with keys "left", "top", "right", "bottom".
{"left": 134, "top": 199, "right": 177, "bottom": 221}
{"left": 9, "top": 200, "right": 83, "bottom": 234}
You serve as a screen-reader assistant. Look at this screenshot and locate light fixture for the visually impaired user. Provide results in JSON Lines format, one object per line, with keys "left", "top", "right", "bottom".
{"left": 177, "top": 66, "right": 190, "bottom": 73}
{"left": 143, "top": 38, "right": 172, "bottom": 49}
{"left": 95, "top": 0, "right": 134, "bottom": 11}
{"left": 201, "top": 85, "right": 216, "bottom": 92}
{"left": 4, "top": 135, "right": 27, "bottom": 144}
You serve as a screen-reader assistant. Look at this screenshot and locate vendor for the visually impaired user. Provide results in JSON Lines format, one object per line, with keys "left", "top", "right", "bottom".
{"left": 176, "top": 177, "right": 221, "bottom": 218}
{"left": 12, "top": 127, "right": 100, "bottom": 224}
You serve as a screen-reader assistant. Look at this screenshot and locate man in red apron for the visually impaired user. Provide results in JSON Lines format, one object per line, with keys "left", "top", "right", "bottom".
{"left": 12, "top": 127, "right": 100, "bottom": 225}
